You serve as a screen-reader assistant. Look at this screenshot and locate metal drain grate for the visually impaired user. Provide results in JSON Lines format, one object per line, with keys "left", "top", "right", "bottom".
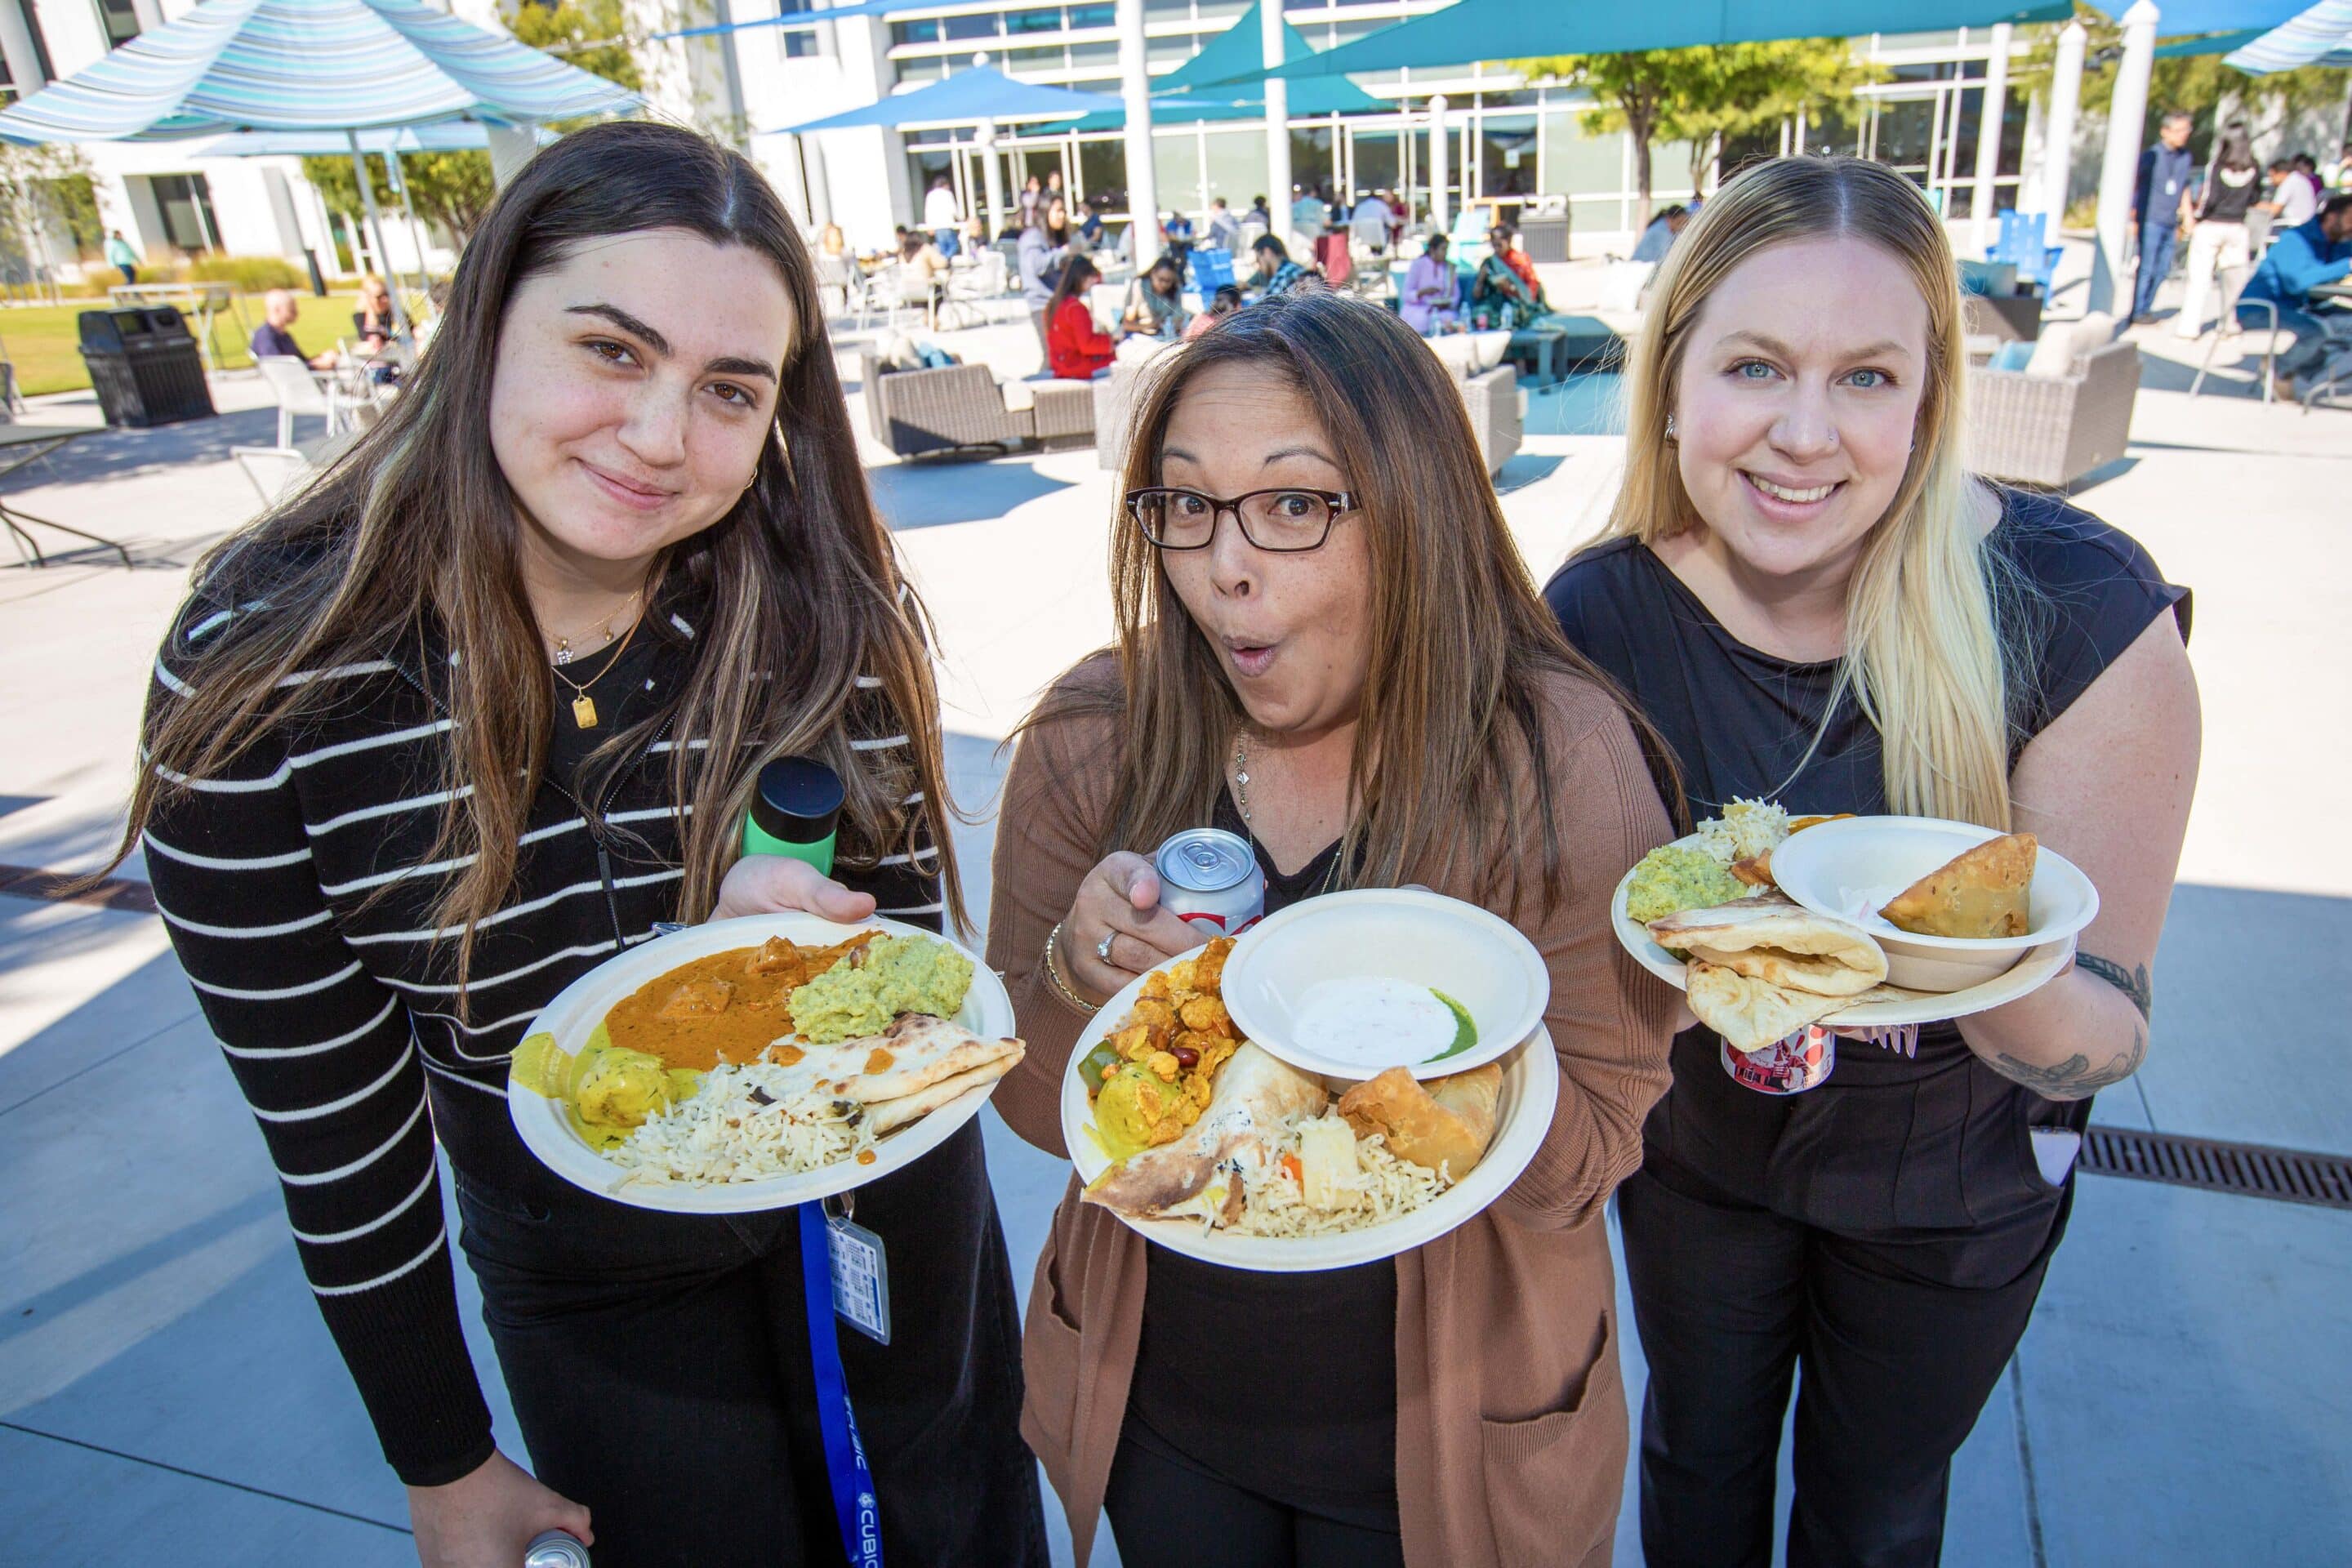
{"left": 2080, "top": 1125, "right": 2352, "bottom": 1210}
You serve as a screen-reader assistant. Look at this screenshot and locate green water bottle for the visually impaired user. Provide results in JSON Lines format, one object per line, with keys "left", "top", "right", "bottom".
{"left": 743, "top": 755, "right": 844, "bottom": 875}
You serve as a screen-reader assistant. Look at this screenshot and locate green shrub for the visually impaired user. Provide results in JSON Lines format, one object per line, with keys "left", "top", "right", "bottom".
{"left": 188, "top": 255, "right": 305, "bottom": 292}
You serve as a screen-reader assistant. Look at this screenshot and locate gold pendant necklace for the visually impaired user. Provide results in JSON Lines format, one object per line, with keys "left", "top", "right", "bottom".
{"left": 550, "top": 611, "right": 644, "bottom": 729}
{"left": 549, "top": 590, "right": 641, "bottom": 668}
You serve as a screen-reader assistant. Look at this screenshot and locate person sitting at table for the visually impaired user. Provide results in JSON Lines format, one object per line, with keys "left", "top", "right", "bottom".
{"left": 1076, "top": 199, "right": 1107, "bottom": 246}
{"left": 1399, "top": 233, "right": 1460, "bottom": 334}
{"left": 1120, "top": 255, "right": 1192, "bottom": 341}
{"left": 1245, "top": 235, "right": 1314, "bottom": 301}
{"left": 1470, "top": 225, "right": 1548, "bottom": 329}
{"left": 1205, "top": 196, "right": 1241, "bottom": 252}
{"left": 251, "top": 288, "right": 338, "bottom": 372}
{"left": 1631, "top": 204, "right": 1689, "bottom": 263}
{"left": 900, "top": 228, "right": 953, "bottom": 318}
{"left": 1183, "top": 283, "right": 1243, "bottom": 339}
{"left": 1348, "top": 188, "right": 1395, "bottom": 256}
{"left": 987, "top": 287, "right": 1677, "bottom": 1568}
{"left": 1046, "top": 255, "right": 1116, "bottom": 379}
{"left": 352, "top": 275, "right": 398, "bottom": 350}
{"left": 2235, "top": 190, "right": 2352, "bottom": 399}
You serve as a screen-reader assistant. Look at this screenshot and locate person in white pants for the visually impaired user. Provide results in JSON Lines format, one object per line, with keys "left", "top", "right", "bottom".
{"left": 2177, "top": 121, "right": 2265, "bottom": 340}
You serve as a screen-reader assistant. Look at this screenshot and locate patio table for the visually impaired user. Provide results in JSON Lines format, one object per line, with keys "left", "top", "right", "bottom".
{"left": 109, "top": 282, "right": 248, "bottom": 375}
{"left": 0, "top": 424, "right": 126, "bottom": 568}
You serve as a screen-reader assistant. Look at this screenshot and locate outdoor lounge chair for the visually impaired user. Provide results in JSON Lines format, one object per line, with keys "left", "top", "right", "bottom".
{"left": 857, "top": 347, "right": 1038, "bottom": 459}
{"left": 1964, "top": 323, "right": 2139, "bottom": 488}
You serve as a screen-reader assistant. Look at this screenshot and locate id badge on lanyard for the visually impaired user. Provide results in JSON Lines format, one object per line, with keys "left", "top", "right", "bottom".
{"left": 798, "top": 1196, "right": 887, "bottom": 1568}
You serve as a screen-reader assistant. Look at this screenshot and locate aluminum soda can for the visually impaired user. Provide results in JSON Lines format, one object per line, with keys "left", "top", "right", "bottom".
{"left": 1721, "top": 1023, "right": 1835, "bottom": 1094}
{"left": 1154, "top": 827, "right": 1267, "bottom": 938}
{"left": 523, "top": 1530, "right": 591, "bottom": 1568}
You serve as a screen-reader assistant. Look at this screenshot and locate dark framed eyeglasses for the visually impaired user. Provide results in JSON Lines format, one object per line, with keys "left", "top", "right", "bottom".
{"left": 1125, "top": 487, "right": 1357, "bottom": 553}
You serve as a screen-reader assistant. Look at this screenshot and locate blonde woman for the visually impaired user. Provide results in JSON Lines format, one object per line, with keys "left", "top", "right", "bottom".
{"left": 1544, "top": 156, "right": 2199, "bottom": 1566}
{"left": 989, "top": 292, "right": 1680, "bottom": 1567}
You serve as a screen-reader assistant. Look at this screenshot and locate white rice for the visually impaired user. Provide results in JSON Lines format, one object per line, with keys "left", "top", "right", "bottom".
{"left": 1223, "top": 1116, "right": 1450, "bottom": 1238}
{"left": 601, "top": 1061, "right": 875, "bottom": 1187}
{"left": 1694, "top": 797, "right": 1792, "bottom": 865}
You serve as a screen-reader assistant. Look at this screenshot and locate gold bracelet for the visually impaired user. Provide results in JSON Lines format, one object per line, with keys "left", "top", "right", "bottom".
{"left": 1041, "top": 921, "right": 1100, "bottom": 1017}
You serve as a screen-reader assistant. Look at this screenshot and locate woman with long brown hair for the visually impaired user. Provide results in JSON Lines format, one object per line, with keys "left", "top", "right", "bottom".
{"left": 987, "top": 290, "right": 1679, "bottom": 1567}
{"left": 1545, "top": 156, "right": 2198, "bottom": 1566}
{"left": 113, "top": 122, "right": 1043, "bottom": 1566}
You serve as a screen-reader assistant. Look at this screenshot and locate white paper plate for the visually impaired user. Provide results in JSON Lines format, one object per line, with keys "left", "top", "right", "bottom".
{"left": 509, "top": 914, "right": 1015, "bottom": 1214}
{"left": 1060, "top": 957, "right": 1560, "bottom": 1272}
{"left": 1610, "top": 834, "right": 2076, "bottom": 1029}
{"left": 1220, "top": 888, "right": 1552, "bottom": 1082}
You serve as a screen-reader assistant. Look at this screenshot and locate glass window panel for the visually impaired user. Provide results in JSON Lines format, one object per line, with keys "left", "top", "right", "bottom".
{"left": 944, "top": 11, "right": 1000, "bottom": 39}
{"left": 1350, "top": 130, "right": 1399, "bottom": 199}
{"left": 1153, "top": 131, "right": 1200, "bottom": 219}
{"left": 96, "top": 0, "right": 140, "bottom": 48}
{"left": 1540, "top": 110, "right": 1623, "bottom": 196}
{"left": 894, "top": 55, "right": 947, "bottom": 82}
{"left": 1068, "top": 3, "right": 1116, "bottom": 27}
{"left": 1008, "top": 46, "right": 1066, "bottom": 68}
{"left": 1007, "top": 6, "right": 1067, "bottom": 31}
{"left": 1077, "top": 135, "right": 1128, "bottom": 211}
{"left": 892, "top": 18, "right": 940, "bottom": 43}
{"left": 1290, "top": 123, "right": 1334, "bottom": 200}
{"left": 1148, "top": 33, "right": 1197, "bottom": 65}
{"left": 1070, "top": 38, "right": 1119, "bottom": 65}
{"left": 1201, "top": 127, "right": 1267, "bottom": 210}
{"left": 1480, "top": 112, "right": 1537, "bottom": 197}
{"left": 1195, "top": 0, "right": 1249, "bottom": 16}
{"left": 1146, "top": 0, "right": 1194, "bottom": 15}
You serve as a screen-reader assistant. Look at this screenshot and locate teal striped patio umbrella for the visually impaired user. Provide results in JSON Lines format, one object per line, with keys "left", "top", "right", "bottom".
{"left": 0, "top": 0, "right": 639, "bottom": 331}
{"left": 2225, "top": 0, "right": 2352, "bottom": 68}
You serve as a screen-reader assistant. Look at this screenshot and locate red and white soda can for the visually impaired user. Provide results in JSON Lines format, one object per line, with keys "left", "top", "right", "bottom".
{"left": 1155, "top": 827, "right": 1267, "bottom": 938}
{"left": 1721, "top": 1023, "right": 1836, "bottom": 1094}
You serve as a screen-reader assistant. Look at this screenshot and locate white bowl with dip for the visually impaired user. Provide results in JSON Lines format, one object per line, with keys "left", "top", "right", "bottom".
{"left": 1769, "top": 816, "right": 2100, "bottom": 993}
{"left": 1220, "top": 888, "right": 1550, "bottom": 1081}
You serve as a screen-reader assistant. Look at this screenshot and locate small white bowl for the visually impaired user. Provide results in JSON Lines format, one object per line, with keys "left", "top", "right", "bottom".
{"left": 1769, "top": 816, "right": 2100, "bottom": 993}
{"left": 1219, "top": 888, "right": 1550, "bottom": 1080}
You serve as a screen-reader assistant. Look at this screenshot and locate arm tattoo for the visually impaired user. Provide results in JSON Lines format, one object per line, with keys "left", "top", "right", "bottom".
{"left": 1992, "top": 1024, "right": 2147, "bottom": 1101}
{"left": 2076, "top": 953, "right": 2154, "bottom": 1021}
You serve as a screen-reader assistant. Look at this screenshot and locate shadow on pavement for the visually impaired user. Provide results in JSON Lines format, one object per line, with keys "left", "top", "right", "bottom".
{"left": 869, "top": 457, "right": 1075, "bottom": 531}
{"left": 0, "top": 402, "right": 286, "bottom": 494}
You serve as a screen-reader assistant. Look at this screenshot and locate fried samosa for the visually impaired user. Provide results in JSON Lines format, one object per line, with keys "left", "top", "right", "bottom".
{"left": 1878, "top": 832, "right": 2037, "bottom": 939}
{"left": 1338, "top": 1062, "right": 1503, "bottom": 1178}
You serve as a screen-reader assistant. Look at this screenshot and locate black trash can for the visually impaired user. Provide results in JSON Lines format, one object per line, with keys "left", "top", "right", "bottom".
{"left": 80, "top": 306, "right": 216, "bottom": 428}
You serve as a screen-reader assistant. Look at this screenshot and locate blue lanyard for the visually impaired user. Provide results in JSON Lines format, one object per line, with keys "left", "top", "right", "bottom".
{"left": 798, "top": 1202, "right": 884, "bottom": 1568}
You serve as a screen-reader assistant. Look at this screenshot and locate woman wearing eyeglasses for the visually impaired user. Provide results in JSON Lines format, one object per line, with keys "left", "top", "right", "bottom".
{"left": 984, "top": 292, "right": 1681, "bottom": 1568}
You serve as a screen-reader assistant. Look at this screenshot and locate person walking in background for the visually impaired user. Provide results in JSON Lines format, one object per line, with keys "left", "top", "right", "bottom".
{"left": 924, "top": 173, "right": 961, "bottom": 256}
{"left": 1399, "top": 232, "right": 1459, "bottom": 333}
{"left": 1021, "top": 197, "right": 1076, "bottom": 362}
{"left": 2176, "top": 119, "right": 2262, "bottom": 340}
{"left": 2235, "top": 191, "right": 2352, "bottom": 400}
{"left": 105, "top": 228, "right": 139, "bottom": 286}
{"left": 1045, "top": 255, "right": 1115, "bottom": 379}
{"left": 1547, "top": 154, "right": 2198, "bottom": 1568}
{"left": 2131, "top": 109, "right": 2196, "bottom": 324}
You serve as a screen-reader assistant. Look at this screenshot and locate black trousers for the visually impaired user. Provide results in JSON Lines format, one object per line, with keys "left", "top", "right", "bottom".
{"left": 1619, "top": 1160, "right": 2066, "bottom": 1568}
{"left": 1105, "top": 1417, "right": 1405, "bottom": 1568}
{"left": 454, "top": 1120, "right": 1046, "bottom": 1568}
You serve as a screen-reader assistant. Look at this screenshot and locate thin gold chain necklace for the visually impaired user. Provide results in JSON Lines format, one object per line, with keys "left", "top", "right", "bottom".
{"left": 550, "top": 612, "right": 643, "bottom": 728}
{"left": 547, "top": 589, "right": 641, "bottom": 667}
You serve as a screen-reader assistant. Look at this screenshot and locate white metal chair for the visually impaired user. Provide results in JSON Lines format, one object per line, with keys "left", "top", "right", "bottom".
{"left": 255, "top": 354, "right": 354, "bottom": 446}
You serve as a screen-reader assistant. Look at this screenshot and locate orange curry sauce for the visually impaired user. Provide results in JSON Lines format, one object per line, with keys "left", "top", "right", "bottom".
{"left": 601, "top": 933, "right": 873, "bottom": 1071}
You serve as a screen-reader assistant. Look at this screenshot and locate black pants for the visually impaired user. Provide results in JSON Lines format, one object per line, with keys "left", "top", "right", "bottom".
{"left": 1105, "top": 1417, "right": 1405, "bottom": 1568}
{"left": 455, "top": 1120, "right": 1046, "bottom": 1568}
{"left": 1619, "top": 1161, "right": 2065, "bottom": 1568}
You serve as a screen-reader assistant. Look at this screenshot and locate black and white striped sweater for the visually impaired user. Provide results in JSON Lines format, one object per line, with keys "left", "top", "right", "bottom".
{"left": 142, "top": 594, "right": 942, "bottom": 1486}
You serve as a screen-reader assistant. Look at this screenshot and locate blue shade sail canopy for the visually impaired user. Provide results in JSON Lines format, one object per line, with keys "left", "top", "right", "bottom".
{"left": 0, "top": 0, "right": 639, "bottom": 144}
{"left": 2086, "top": 0, "right": 2310, "bottom": 34}
{"left": 1051, "top": 2, "right": 1383, "bottom": 131}
{"left": 775, "top": 65, "right": 1127, "bottom": 132}
{"left": 1196, "top": 0, "right": 2076, "bottom": 86}
{"left": 195, "top": 121, "right": 554, "bottom": 156}
{"left": 2224, "top": 0, "right": 2352, "bottom": 66}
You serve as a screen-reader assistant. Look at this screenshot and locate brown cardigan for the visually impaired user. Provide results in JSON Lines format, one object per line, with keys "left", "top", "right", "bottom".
{"left": 986, "top": 660, "right": 1679, "bottom": 1567}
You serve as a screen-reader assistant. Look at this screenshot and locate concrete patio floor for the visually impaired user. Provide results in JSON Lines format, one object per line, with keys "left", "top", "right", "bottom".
{"left": 1, "top": 261, "right": 2347, "bottom": 1566}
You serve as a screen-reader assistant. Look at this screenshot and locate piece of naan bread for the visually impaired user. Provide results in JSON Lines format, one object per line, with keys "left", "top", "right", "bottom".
{"left": 1647, "top": 894, "right": 1888, "bottom": 996}
{"left": 1685, "top": 960, "right": 1847, "bottom": 1054}
{"left": 1084, "top": 1042, "right": 1326, "bottom": 1225}
{"left": 784, "top": 1014, "right": 1024, "bottom": 1134}
{"left": 1880, "top": 832, "right": 2037, "bottom": 939}
{"left": 1338, "top": 1062, "right": 1502, "bottom": 1178}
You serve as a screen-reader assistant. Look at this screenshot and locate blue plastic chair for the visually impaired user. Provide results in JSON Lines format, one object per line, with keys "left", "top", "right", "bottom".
{"left": 1995, "top": 212, "right": 2064, "bottom": 289}
{"left": 1188, "top": 247, "right": 1236, "bottom": 295}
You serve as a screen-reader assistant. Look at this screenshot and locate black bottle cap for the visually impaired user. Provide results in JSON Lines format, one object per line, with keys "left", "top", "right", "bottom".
{"left": 751, "top": 755, "right": 844, "bottom": 845}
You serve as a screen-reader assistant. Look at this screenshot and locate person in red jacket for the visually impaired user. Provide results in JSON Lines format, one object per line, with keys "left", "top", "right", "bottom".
{"left": 1045, "top": 255, "right": 1115, "bottom": 379}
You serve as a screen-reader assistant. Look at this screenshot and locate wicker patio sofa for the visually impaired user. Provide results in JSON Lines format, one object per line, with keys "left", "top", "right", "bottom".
{"left": 1964, "top": 336, "right": 2140, "bottom": 488}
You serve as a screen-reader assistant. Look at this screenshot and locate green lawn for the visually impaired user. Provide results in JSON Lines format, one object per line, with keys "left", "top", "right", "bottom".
{"left": 0, "top": 291, "right": 363, "bottom": 397}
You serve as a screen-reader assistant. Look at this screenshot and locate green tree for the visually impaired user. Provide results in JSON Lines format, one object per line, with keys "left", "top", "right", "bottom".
{"left": 0, "top": 142, "right": 99, "bottom": 286}
{"left": 2015, "top": 4, "right": 2349, "bottom": 155}
{"left": 297, "top": 0, "right": 642, "bottom": 251}
{"left": 1512, "top": 41, "right": 1874, "bottom": 212}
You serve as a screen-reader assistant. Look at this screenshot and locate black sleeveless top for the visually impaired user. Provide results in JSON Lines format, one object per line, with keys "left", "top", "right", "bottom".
{"left": 2199, "top": 162, "right": 2261, "bottom": 224}
{"left": 1544, "top": 488, "right": 2188, "bottom": 1279}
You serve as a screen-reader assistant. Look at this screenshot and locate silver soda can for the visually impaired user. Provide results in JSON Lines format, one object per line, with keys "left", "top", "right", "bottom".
{"left": 523, "top": 1530, "right": 591, "bottom": 1568}
{"left": 1720, "top": 1023, "right": 1835, "bottom": 1094}
{"left": 1155, "top": 827, "right": 1267, "bottom": 938}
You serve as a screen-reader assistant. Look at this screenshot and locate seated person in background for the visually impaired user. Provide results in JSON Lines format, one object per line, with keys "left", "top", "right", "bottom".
{"left": 1046, "top": 255, "right": 1116, "bottom": 379}
{"left": 1246, "top": 235, "right": 1314, "bottom": 301}
{"left": 1290, "top": 185, "right": 1329, "bottom": 236}
{"left": 1205, "top": 196, "right": 1241, "bottom": 252}
{"left": 1400, "top": 233, "right": 1461, "bottom": 334}
{"left": 1631, "top": 204, "right": 1690, "bottom": 262}
{"left": 251, "top": 288, "right": 337, "bottom": 372}
{"left": 1470, "top": 225, "right": 1548, "bottom": 327}
{"left": 900, "top": 229, "right": 953, "bottom": 312}
{"left": 1349, "top": 188, "right": 1395, "bottom": 254}
{"left": 2236, "top": 191, "right": 2352, "bottom": 399}
{"left": 1245, "top": 194, "right": 1272, "bottom": 229}
{"left": 1120, "top": 255, "right": 1192, "bottom": 340}
{"left": 1183, "top": 283, "right": 1243, "bottom": 339}
{"left": 352, "top": 274, "right": 397, "bottom": 353}
{"left": 1076, "top": 200, "right": 1107, "bottom": 245}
